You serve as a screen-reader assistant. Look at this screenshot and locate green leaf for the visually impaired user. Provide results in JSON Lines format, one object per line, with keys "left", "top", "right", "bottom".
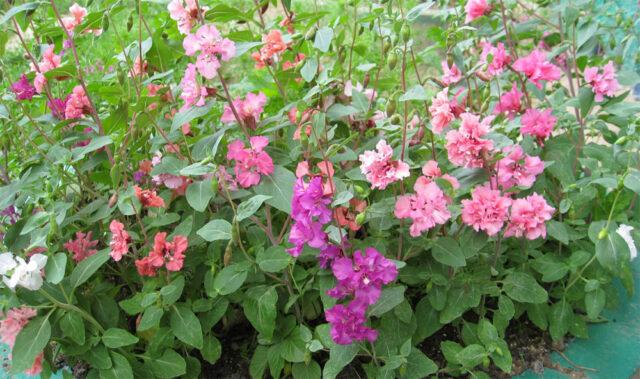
{"left": 585, "top": 288, "right": 605, "bottom": 319}
{"left": 102, "top": 328, "right": 139, "bottom": 348}
{"left": 250, "top": 345, "right": 269, "bottom": 379}
{"left": 624, "top": 170, "right": 640, "bottom": 194}
{"left": 197, "top": 219, "right": 232, "bottom": 241}
{"left": 243, "top": 286, "right": 278, "bottom": 340}
{"left": 502, "top": 272, "right": 548, "bottom": 304}
{"left": 549, "top": 298, "right": 573, "bottom": 341}
{"left": 71, "top": 136, "right": 113, "bottom": 162}
{"left": 578, "top": 87, "right": 594, "bottom": 116}
{"left": 148, "top": 349, "right": 186, "bottom": 378}
{"left": 301, "top": 58, "right": 319, "bottom": 82}
{"left": 100, "top": 352, "right": 133, "bottom": 379}
{"left": 532, "top": 254, "right": 569, "bottom": 282}
{"left": 254, "top": 166, "right": 296, "bottom": 214}
{"left": 138, "top": 306, "right": 163, "bottom": 331}
{"left": 0, "top": 3, "right": 40, "bottom": 26}
{"left": 323, "top": 344, "right": 359, "bottom": 379}
{"left": 161, "top": 276, "right": 185, "bottom": 306}
{"left": 596, "top": 230, "right": 630, "bottom": 274}
{"left": 171, "top": 102, "right": 213, "bottom": 132}
{"left": 256, "top": 246, "right": 292, "bottom": 273}
{"left": 170, "top": 304, "right": 203, "bottom": 349}
{"left": 236, "top": 195, "right": 272, "bottom": 221}
{"left": 186, "top": 181, "right": 214, "bottom": 212}
{"left": 368, "top": 285, "right": 406, "bottom": 317}
{"left": 455, "top": 344, "right": 487, "bottom": 368}
{"left": 213, "top": 264, "right": 248, "bottom": 295}
{"left": 326, "top": 104, "right": 359, "bottom": 120}
{"left": 399, "top": 85, "right": 428, "bottom": 101}
{"left": 292, "top": 360, "right": 321, "bottom": 379}
{"left": 313, "top": 26, "right": 334, "bottom": 52}
{"left": 12, "top": 316, "right": 51, "bottom": 374}
{"left": 60, "top": 311, "right": 85, "bottom": 345}
{"left": 205, "top": 4, "right": 249, "bottom": 22}
{"left": 401, "top": 348, "right": 438, "bottom": 379}
{"left": 546, "top": 220, "right": 569, "bottom": 245}
{"left": 68, "top": 249, "right": 110, "bottom": 289}
{"left": 431, "top": 237, "right": 466, "bottom": 267}
{"left": 201, "top": 335, "right": 222, "bottom": 364}
{"left": 45, "top": 253, "right": 67, "bottom": 284}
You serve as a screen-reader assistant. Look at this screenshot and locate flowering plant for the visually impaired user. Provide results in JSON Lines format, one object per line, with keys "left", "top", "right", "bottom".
{"left": 0, "top": 0, "right": 638, "bottom": 378}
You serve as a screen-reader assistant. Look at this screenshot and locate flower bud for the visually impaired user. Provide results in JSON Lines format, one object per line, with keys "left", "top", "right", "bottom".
{"left": 127, "top": 14, "right": 134, "bottom": 32}
{"left": 355, "top": 212, "right": 366, "bottom": 226}
{"left": 388, "top": 51, "right": 398, "bottom": 70}
{"left": 401, "top": 23, "right": 410, "bottom": 43}
{"left": 210, "top": 176, "right": 219, "bottom": 194}
{"left": 389, "top": 114, "right": 402, "bottom": 125}
{"left": 354, "top": 184, "right": 367, "bottom": 196}
{"left": 223, "top": 242, "right": 233, "bottom": 266}
{"left": 109, "top": 193, "right": 118, "bottom": 208}
{"left": 110, "top": 165, "right": 121, "bottom": 187}
{"left": 385, "top": 99, "right": 396, "bottom": 116}
{"left": 102, "top": 14, "right": 110, "bottom": 33}
{"left": 305, "top": 26, "right": 317, "bottom": 41}
{"left": 598, "top": 228, "right": 608, "bottom": 240}
{"left": 383, "top": 40, "right": 391, "bottom": 54}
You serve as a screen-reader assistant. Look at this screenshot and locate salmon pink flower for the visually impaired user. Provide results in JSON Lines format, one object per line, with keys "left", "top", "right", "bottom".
{"left": 445, "top": 113, "right": 494, "bottom": 168}
{"left": 221, "top": 92, "right": 267, "bottom": 129}
{"left": 504, "top": 194, "right": 554, "bottom": 239}
{"left": 520, "top": 108, "right": 556, "bottom": 143}
{"left": 64, "top": 231, "right": 99, "bottom": 262}
{"left": 584, "top": 61, "right": 620, "bottom": 102}
{"left": 31, "top": 45, "right": 61, "bottom": 73}
{"left": 513, "top": 49, "right": 561, "bottom": 89}
{"left": 134, "top": 186, "right": 165, "bottom": 208}
{"left": 252, "top": 30, "right": 288, "bottom": 68}
{"left": 395, "top": 177, "right": 451, "bottom": 237}
{"left": 493, "top": 83, "right": 522, "bottom": 119}
{"left": 109, "top": 220, "right": 131, "bottom": 261}
{"left": 296, "top": 160, "right": 335, "bottom": 196}
{"left": 335, "top": 198, "right": 367, "bottom": 231}
{"left": 495, "top": 145, "right": 544, "bottom": 189}
{"left": 226, "top": 136, "right": 274, "bottom": 188}
{"left": 61, "top": 3, "right": 87, "bottom": 32}
{"left": 359, "top": 140, "right": 410, "bottom": 190}
{"left": 135, "top": 232, "right": 188, "bottom": 276}
{"left": 441, "top": 61, "right": 462, "bottom": 85}
{"left": 421, "top": 160, "right": 460, "bottom": 189}
{"left": 183, "top": 24, "right": 235, "bottom": 79}
{"left": 465, "top": 0, "right": 490, "bottom": 23}
{"left": 461, "top": 185, "right": 511, "bottom": 236}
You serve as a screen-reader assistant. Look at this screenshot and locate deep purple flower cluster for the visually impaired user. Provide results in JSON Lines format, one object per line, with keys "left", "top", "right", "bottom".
{"left": 287, "top": 177, "right": 332, "bottom": 257}
{"left": 325, "top": 247, "right": 398, "bottom": 344}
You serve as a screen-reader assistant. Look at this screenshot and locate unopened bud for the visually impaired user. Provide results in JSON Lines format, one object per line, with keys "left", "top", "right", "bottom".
{"left": 127, "top": 14, "right": 134, "bottom": 32}
{"left": 108, "top": 193, "right": 118, "bottom": 208}
{"left": 385, "top": 99, "right": 396, "bottom": 116}
{"left": 389, "top": 114, "right": 402, "bottom": 125}
{"left": 598, "top": 228, "right": 608, "bottom": 240}
{"left": 388, "top": 52, "right": 398, "bottom": 70}
{"left": 383, "top": 40, "right": 391, "bottom": 54}
{"left": 355, "top": 212, "right": 366, "bottom": 226}
{"left": 401, "top": 23, "right": 410, "bottom": 43}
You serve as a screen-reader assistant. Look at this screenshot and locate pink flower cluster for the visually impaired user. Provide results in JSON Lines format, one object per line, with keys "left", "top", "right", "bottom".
{"left": 226, "top": 137, "right": 274, "bottom": 188}
{"left": 326, "top": 247, "right": 398, "bottom": 344}
{"left": 479, "top": 41, "right": 511, "bottom": 77}
{"left": 61, "top": 3, "right": 102, "bottom": 35}
{"left": 0, "top": 307, "right": 43, "bottom": 375}
{"left": 429, "top": 88, "right": 465, "bottom": 134}
{"left": 493, "top": 83, "right": 522, "bottom": 119}
{"left": 31, "top": 45, "right": 62, "bottom": 94}
{"left": 109, "top": 220, "right": 131, "bottom": 261}
{"left": 10, "top": 75, "right": 36, "bottom": 101}
{"left": 252, "top": 30, "right": 288, "bottom": 69}
{"left": 520, "top": 108, "right": 556, "bottom": 143}
{"left": 359, "top": 140, "right": 410, "bottom": 190}
{"left": 441, "top": 61, "right": 462, "bottom": 86}
{"left": 183, "top": 24, "right": 235, "bottom": 80}
{"left": 221, "top": 92, "right": 267, "bottom": 129}
{"left": 288, "top": 177, "right": 332, "bottom": 257}
{"left": 513, "top": 49, "right": 561, "bottom": 89}
{"left": 135, "top": 232, "right": 188, "bottom": 276}
{"left": 495, "top": 145, "right": 544, "bottom": 189}
{"left": 445, "top": 113, "right": 494, "bottom": 168}
{"left": 465, "top": 0, "right": 490, "bottom": 23}
{"left": 168, "top": 0, "right": 205, "bottom": 34}
{"left": 504, "top": 194, "right": 555, "bottom": 239}
{"left": 179, "top": 64, "right": 207, "bottom": 111}
{"left": 584, "top": 61, "right": 620, "bottom": 102}
{"left": 65, "top": 85, "right": 92, "bottom": 119}
{"left": 64, "top": 231, "right": 99, "bottom": 262}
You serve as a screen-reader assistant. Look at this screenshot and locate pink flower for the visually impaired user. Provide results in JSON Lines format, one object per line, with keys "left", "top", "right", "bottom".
{"left": 358, "top": 140, "right": 410, "bottom": 190}
{"left": 129, "top": 56, "right": 148, "bottom": 77}
{"left": 344, "top": 81, "right": 376, "bottom": 101}
{"left": 64, "top": 85, "right": 92, "bottom": 119}
{"left": 520, "top": 108, "right": 556, "bottom": 143}
{"left": 504, "top": 194, "right": 555, "bottom": 239}
{"left": 31, "top": 45, "right": 62, "bottom": 73}
{"left": 445, "top": 113, "right": 494, "bottom": 168}
{"left": 465, "top": 0, "right": 490, "bottom": 23}
{"left": 226, "top": 136, "right": 274, "bottom": 188}
{"left": 221, "top": 92, "right": 267, "bottom": 129}
{"left": 168, "top": 0, "right": 204, "bottom": 34}
{"left": 513, "top": 49, "right": 561, "bottom": 89}
{"left": 134, "top": 186, "right": 165, "bottom": 208}
{"left": 183, "top": 24, "right": 236, "bottom": 79}
{"left": 61, "top": 3, "right": 87, "bottom": 32}
{"left": 584, "top": 61, "right": 620, "bottom": 102}
{"left": 0, "top": 307, "right": 43, "bottom": 375}
{"left": 495, "top": 145, "right": 544, "bottom": 189}
{"left": 441, "top": 61, "right": 462, "bottom": 85}
{"left": 479, "top": 41, "right": 510, "bottom": 77}
{"left": 421, "top": 160, "right": 460, "bottom": 189}
{"left": 135, "top": 232, "right": 188, "bottom": 276}
{"left": 33, "top": 73, "right": 47, "bottom": 94}
{"left": 64, "top": 231, "right": 99, "bottom": 262}
{"left": 395, "top": 177, "right": 451, "bottom": 237}
{"left": 429, "top": 88, "right": 455, "bottom": 134}
{"left": 109, "top": 220, "right": 130, "bottom": 262}
{"left": 179, "top": 64, "right": 207, "bottom": 111}
{"left": 461, "top": 185, "right": 511, "bottom": 236}
{"left": 493, "top": 83, "right": 522, "bottom": 119}
{"left": 10, "top": 75, "right": 36, "bottom": 101}
{"left": 252, "top": 30, "right": 289, "bottom": 69}
{"left": 325, "top": 303, "right": 377, "bottom": 345}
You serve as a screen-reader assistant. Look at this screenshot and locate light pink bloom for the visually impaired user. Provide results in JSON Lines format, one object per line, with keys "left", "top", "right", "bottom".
{"left": 344, "top": 81, "right": 376, "bottom": 101}
{"left": 109, "top": 220, "right": 130, "bottom": 262}
{"left": 429, "top": 88, "right": 455, "bottom": 134}
{"left": 221, "top": 92, "right": 267, "bottom": 129}
{"left": 479, "top": 41, "right": 510, "bottom": 77}
{"left": 493, "top": 83, "right": 522, "bottom": 119}
{"left": 495, "top": 145, "right": 544, "bottom": 189}
{"left": 34, "top": 73, "right": 47, "bottom": 94}
{"left": 520, "top": 108, "right": 556, "bottom": 143}
{"left": 461, "top": 185, "right": 511, "bottom": 236}
{"left": 61, "top": 3, "right": 87, "bottom": 32}
{"left": 359, "top": 140, "right": 410, "bottom": 190}
{"left": 179, "top": 64, "right": 207, "bottom": 111}
{"left": 395, "top": 177, "right": 451, "bottom": 237}
{"left": 65, "top": 85, "right": 92, "bottom": 119}
{"left": 0, "top": 307, "right": 43, "bottom": 375}
{"left": 422, "top": 160, "right": 460, "bottom": 189}
{"left": 183, "top": 24, "right": 235, "bottom": 79}
{"left": 168, "top": 0, "right": 204, "bottom": 34}
{"left": 129, "top": 56, "right": 147, "bottom": 77}
{"left": 445, "top": 113, "right": 494, "bottom": 168}
{"left": 504, "top": 194, "right": 555, "bottom": 239}
{"left": 441, "top": 61, "right": 462, "bottom": 85}
{"left": 513, "top": 49, "right": 561, "bottom": 89}
{"left": 465, "top": 0, "right": 490, "bottom": 23}
{"left": 31, "top": 45, "right": 62, "bottom": 73}
{"left": 584, "top": 61, "right": 620, "bottom": 102}
{"left": 226, "top": 136, "right": 274, "bottom": 188}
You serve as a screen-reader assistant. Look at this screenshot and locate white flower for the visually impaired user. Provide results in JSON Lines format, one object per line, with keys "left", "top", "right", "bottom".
{"left": 616, "top": 224, "right": 637, "bottom": 261}
{"left": 0, "top": 253, "right": 17, "bottom": 276}
{"left": 3, "top": 254, "right": 48, "bottom": 291}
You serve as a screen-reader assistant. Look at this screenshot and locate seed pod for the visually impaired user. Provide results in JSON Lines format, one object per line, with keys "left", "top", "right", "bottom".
{"left": 305, "top": 26, "right": 317, "bottom": 41}
{"left": 102, "top": 14, "right": 110, "bottom": 33}
{"left": 232, "top": 221, "right": 240, "bottom": 245}
{"left": 223, "top": 242, "right": 233, "bottom": 266}
{"left": 387, "top": 51, "right": 398, "bottom": 70}
{"left": 127, "top": 14, "right": 134, "bottom": 32}
{"left": 358, "top": 25, "right": 365, "bottom": 35}
{"left": 363, "top": 73, "right": 370, "bottom": 87}
{"left": 48, "top": 214, "right": 58, "bottom": 240}
{"left": 385, "top": 99, "right": 396, "bottom": 116}
{"left": 382, "top": 40, "right": 391, "bottom": 54}
{"left": 161, "top": 32, "right": 168, "bottom": 39}
{"left": 354, "top": 184, "right": 367, "bottom": 197}
{"left": 389, "top": 114, "right": 402, "bottom": 125}
{"left": 615, "top": 136, "right": 628, "bottom": 145}
{"left": 108, "top": 193, "right": 118, "bottom": 208}
{"left": 401, "top": 23, "right": 410, "bottom": 43}
{"left": 117, "top": 66, "right": 126, "bottom": 86}
{"left": 355, "top": 212, "right": 366, "bottom": 226}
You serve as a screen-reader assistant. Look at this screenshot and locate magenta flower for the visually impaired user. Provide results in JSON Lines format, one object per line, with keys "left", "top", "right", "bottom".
{"left": 395, "top": 177, "right": 452, "bottom": 237}
{"left": 226, "top": 136, "right": 274, "bottom": 188}
{"left": 10, "top": 75, "right": 36, "bottom": 101}
{"left": 520, "top": 108, "right": 556, "bottom": 143}
{"left": 325, "top": 303, "right": 378, "bottom": 345}
{"left": 504, "top": 194, "right": 555, "bottom": 239}
{"left": 493, "top": 83, "right": 522, "bottom": 120}
{"left": 359, "top": 140, "right": 410, "bottom": 190}
{"left": 495, "top": 145, "right": 544, "bottom": 190}
{"left": 584, "top": 61, "right": 620, "bottom": 102}
{"left": 445, "top": 112, "right": 494, "bottom": 168}
{"left": 47, "top": 96, "right": 69, "bottom": 119}
{"left": 461, "top": 185, "right": 512, "bottom": 236}
{"left": 183, "top": 24, "right": 235, "bottom": 79}
{"left": 64, "top": 85, "right": 92, "bottom": 119}
{"left": 513, "top": 49, "right": 561, "bottom": 89}
{"left": 287, "top": 177, "right": 332, "bottom": 257}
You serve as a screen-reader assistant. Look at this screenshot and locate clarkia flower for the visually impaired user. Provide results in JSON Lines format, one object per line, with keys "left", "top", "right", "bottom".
{"left": 0, "top": 253, "right": 48, "bottom": 291}
{"left": 135, "top": 232, "right": 188, "bottom": 276}
{"left": 109, "top": 220, "right": 131, "bottom": 262}
{"left": 183, "top": 24, "right": 236, "bottom": 79}
{"left": 504, "top": 194, "right": 554, "bottom": 239}
{"left": 134, "top": 186, "right": 165, "bottom": 208}
{"left": 10, "top": 75, "right": 36, "bottom": 101}
{"left": 395, "top": 177, "right": 452, "bottom": 237}
{"left": 479, "top": 41, "right": 510, "bottom": 77}
{"left": 65, "top": 85, "right": 92, "bottom": 119}
{"left": 287, "top": 177, "right": 332, "bottom": 257}
{"left": 445, "top": 113, "right": 494, "bottom": 168}
{"left": 226, "top": 136, "right": 274, "bottom": 188}
{"left": 520, "top": 108, "right": 556, "bottom": 143}
{"left": 0, "top": 307, "right": 43, "bottom": 375}
{"left": 461, "top": 185, "right": 511, "bottom": 236}
{"left": 493, "top": 83, "right": 522, "bottom": 120}
{"left": 168, "top": 0, "right": 204, "bottom": 34}
{"left": 252, "top": 30, "right": 288, "bottom": 69}
{"left": 64, "top": 231, "right": 99, "bottom": 262}
{"left": 465, "top": 0, "right": 490, "bottom": 23}
{"left": 584, "top": 61, "right": 620, "bottom": 102}
{"left": 221, "top": 92, "right": 267, "bottom": 129}
{"left": 513, "top": 50, "right": 561, "bottom": 89}
{"left": 325, "top": 303, "right": 377, "bottom": 345}
{"left": 359, "top": 139, "right": 410, "bottom": 190}
{"left": 495, "top": 145, "right": 544, "bottom": 190}
{"left": 429, "top": 88, "right": 455, "bottom": 134}
{"left": 441, "top": 61, "right": 462, "bottom": 85}
{"left": 179, "top": 64, "right": 208, "bottom": 111}
{"left": 335, "top": 198, "right": 367, "bottom": 232}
